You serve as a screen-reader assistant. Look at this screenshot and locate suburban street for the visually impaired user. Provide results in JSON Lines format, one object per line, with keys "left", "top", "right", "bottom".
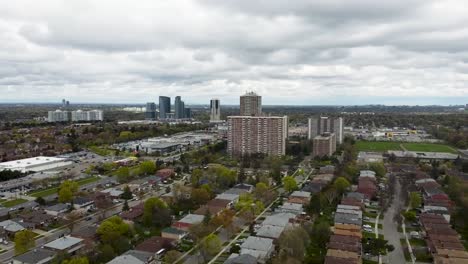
{"left": 382, "top": 174, "right": 406, "bottom": 264}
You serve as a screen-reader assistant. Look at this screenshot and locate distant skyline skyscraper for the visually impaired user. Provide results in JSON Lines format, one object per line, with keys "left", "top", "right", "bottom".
{"left": 145, "top": 102, "right": 156, "bottom": 120}
{"left": 210, "top": 98, "right": 221, "bottom": 122}
{"left": 174, "top": 96, "right": 184, "bottom": 119}
{"left": 240, "top": 91, "right": 262, "bottom": 116}
{"left": 159, "top": 96, "right": 170, "bottom": 119}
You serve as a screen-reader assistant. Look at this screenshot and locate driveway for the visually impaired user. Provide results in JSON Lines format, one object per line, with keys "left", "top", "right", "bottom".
{"left": 382, "top": 175, "right": 406, "bottom": 264}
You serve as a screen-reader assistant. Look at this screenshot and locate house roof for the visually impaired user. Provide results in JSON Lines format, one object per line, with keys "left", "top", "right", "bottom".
{"left": 0, "top": 219, "right": 25, "bottom": 233}
{"left": 177, "top": 214, "right": 204, "bottom": 225}
{"left": 216, "top": 193, "right": 239, "bottom": 201}
{"left": 135, "top": 236, "right": 174, "bottom": 254}
{"left": 44, "top": 236, "right": 83, "bottom": 250}
{"left": 240, "top": 236, "right": 274, "bottom": 252}
{"left": 256, "top": 225, "right": 285, "bottom": 239}
{"left": 45, "top": 203, "right": 69, "bottom": 212}
{"left": 262, "top": 213, "right": 295, "bottom": 227}
{"left": 107, "top": 255, "right": 145, "bottom": 264}
{"left": 73, "top": 196, "right": 94, "bottom": 205}
{"left": 290, "top": 191, "right": 311, "bottom": 198}
{"left": 224, "top": 253, "right": 257, "bottom": 264}
{"left": 13, "top": 248, "right": 56, "bottom": 264}
{"left": 334, "top": 212, "right": 362, "bottom": 226}
{"left": 162, "top": 227, "right": 187, "bottom": 235}
{"left": 71, "top": 225, "right": 98, "bottom": 239}
{"left": 124, "top": 250, "right": 154, "bottom": 263}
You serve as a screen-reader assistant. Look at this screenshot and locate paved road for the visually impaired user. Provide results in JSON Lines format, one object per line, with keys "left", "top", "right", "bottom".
{"left": 382, "top": 176, "right": 406, "bottom": 264}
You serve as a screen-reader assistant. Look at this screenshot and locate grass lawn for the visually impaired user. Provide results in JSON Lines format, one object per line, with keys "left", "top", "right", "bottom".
{"left": 401, "top": 143, "right": 457, "bottom": 154}
{"left": 356, "top": 141, "right": 402, "bottom": 152}
{"left": 29, "top": 176, "right": 100, "bottom": 197}
{"left": 363, "top": 260, "right": 379, "bottom": 264}
{"left": 1, "top": 198, "right": 28, "bottom": 207}
{"left": 409, "top": 238, "right": 427, "bottom": 247}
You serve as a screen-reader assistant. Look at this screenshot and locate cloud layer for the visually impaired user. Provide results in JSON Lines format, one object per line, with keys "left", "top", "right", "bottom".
{"left": 1, "top": 0, "right": 467, "bottom": 105}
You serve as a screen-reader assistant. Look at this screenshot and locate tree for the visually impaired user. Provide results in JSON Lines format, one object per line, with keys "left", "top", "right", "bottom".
{"left": 122, "top": 199, "right": 130, "bottom": 211}
{"left": 238, "top": 163, "right": 246, "bottom": 183}
{"left": 58, "top": 180, "right": 78, "bottom": 203}
{"left": 201, "top": 234, "right": 222, "bottom": 260}
{"left": 312, "top": 220, "right": 331, "bottom": 248}
{"left": 121, "top": 185, "right": 133, "bottom": 200}
{"left": 139, "top": 161, "right": 157, "bottom": 175}
{"left": 369, "top": 162, "right": 386, "bottom": 177}
{"left": 362, "top": 238, "right": 393, "bottom": 256}
{"left": 66, "top": 210, "right": 82, "bottom": 232}
{"left": 191, "top": 168, "right": 203, "bottom": 187}
{"left": 283, "top": 176, "right": 298, "bottom": 192}
{"left": 115, "top": 167, "right": 130, "bottom": 183}
{"left": 97, "top": 216, "right": 131, "bottom": 244}
{"left": 409, "top": 192, "right": 422, "bottom": 209}
{"left": 191, "top": 188, "right": 211, "bottom": 206}
{"left": 164, "top": 250, "right": 183, "bottom": 264}
{"left": 307, "top": 194, "right": 322, "bottom": 215}
{"left": 14, "top": 230, "right": 36, "bottom": 254}
{"left": 143, "top": 197, "right": 169, "bottom": 227}
{"left": 334, "top": 177, "right": 350, "bottom": 194}
{"left": 211, "top": 209, "right": 236, "bottom": 235}
{"left": 403, "top": 211, "right": 417, "bottom": 222}
{"left": 62, "top": 257, "right": 89, "bottom": 264}
{"left": 276, "top": 226, "right": 310, "bottom": 262}
{"left": 35, "top": 196, "right": 46, "bottom": 205}
{"left": 254, "top": 182, "right": 268, "bottom": 200}
{"left": 203, "top": 209, "right": 212, "bottom": 225}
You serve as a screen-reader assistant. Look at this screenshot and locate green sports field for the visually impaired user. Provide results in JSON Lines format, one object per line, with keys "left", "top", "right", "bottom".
{"left": 401, "top": 143, "right": 458, "bottom": 154}
{"left": 356, "top": 141, "right": 402, "bottom": 152}
{"left": 356, "top": 140, "right": 458, "bottom": 154}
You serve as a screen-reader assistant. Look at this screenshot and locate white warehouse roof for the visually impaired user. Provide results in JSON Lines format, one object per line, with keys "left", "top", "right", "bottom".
{"left": 0, "top": 156, "right": 72, "bottom": 173}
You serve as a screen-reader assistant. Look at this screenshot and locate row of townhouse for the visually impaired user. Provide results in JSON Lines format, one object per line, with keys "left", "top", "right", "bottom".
{"left": 325, "top": 192, "right": 365, "bottom": 264}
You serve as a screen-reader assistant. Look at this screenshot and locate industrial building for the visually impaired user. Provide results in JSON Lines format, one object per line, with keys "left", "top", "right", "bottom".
{"left": 0, "top": 156, "right": 73, "bottom": 173}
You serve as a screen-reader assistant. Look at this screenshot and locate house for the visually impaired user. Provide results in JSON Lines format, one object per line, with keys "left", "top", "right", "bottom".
{"left": 319, "top": 165, "right": 335, "bottom": 174}
{"left": 240, "top": 236, "right": 274, "bottom": 263}
{"left": 262, "top": 213, "right": 295, "bottom": 228}
{"left": 276, "top": 202, "right": 303, "bottom": 215}
{"left": 107, "top": 250, "right": 154, "bottom": 264}
{"left": 326, "top": 249, "right": 360, "bottom": 264}
{"left": 256, "top": 225, "right": 285, "bottom": 240}
{"left": 155, "top": 168, "right": 174, "bottom": 181}
{"left": 172, "top": 214, "right": 204, "bottom": 231}
{"left": 92, "top": 192, "right": 113, "bottom": 209}
{"left": 73, "top": 197, "right": 95, "bottom": 210}
{"left": 135, "top": 236, "right": 175, "bottom": 254}
{"left": 334, "top": 211, "right": 362, "bottom": 226}
{"left": 44, "top": 236, "right": 84, "bottom": 255}
{"left": 194, "top": 199, "right": 232, "bottom": 216}
{"left": 101, "top": 188, "right": 124, "bottom": 198}
{"left": 161, "top": 227, "right": 187, "bottom": 241}
{"left": 357, "top": 178, "right": 377, "bottom": 199}
{"left": 232, "top": 183, "right": 254, "bottom": 193}
{"left": 423, "top": 206, "right": 451, "bottom": 222}
{"left": 12, "top": 248, "right": 56, "bottom": 264}
{"left": 215, "top": 193, "right": 240, "bottom": 203}
{"left": 121, "top": 203, "right": 144, "bottom": 221}
{"left": 71, "top": 225, "right": 98, "bottom": 251}
{"left": 0, "top": 219, "right": 25, "bottom": 235}
{"left": 17, "top": 211, "right": 55, "bottom": 228}
{"left": 224, "top": 253, "right": 257, "bottom": 264}
{"left": 45, "top": 203, "right": 69, "bottom": 216}
{"left": 288, "top": 191, "right": 311, "bottom": 205}
{"left": 328, "top": 234, "right": 361, "bottom": 254}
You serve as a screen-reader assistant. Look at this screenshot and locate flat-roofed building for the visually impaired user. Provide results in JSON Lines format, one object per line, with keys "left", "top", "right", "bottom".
{"left": 0, "top": 156, "right": 73, "bottom": 173}
{"left": 312, "top": 133, "right": 336, "bottom": 157}
{"left": 227, "top": 116, "right": 288, "bottom": 156}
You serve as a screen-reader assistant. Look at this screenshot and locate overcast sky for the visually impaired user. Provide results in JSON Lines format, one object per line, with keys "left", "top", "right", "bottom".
{"left": 1, "top": 0, "right": 468, "bottom": 105}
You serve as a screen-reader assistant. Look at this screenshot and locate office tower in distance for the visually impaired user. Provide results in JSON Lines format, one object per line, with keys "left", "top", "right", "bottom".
{"left": 174, "top": 96, "right": 184, "bottom": 119}
{"left": 312, "top": 132, "right": 336, "bottom": 157}
{"left": 62, "top": 99, "right": 66, "bottom": 108}
{"left": 65, "top": 101, "right": 70, "bottom": 108}
{"left": 159, "top": 96, "right": 171, "bottom": 119}
{"left": 185, "top": 108, "right": 192, "bottom": 119}
{"left": 227, "top": 116, "right": 288, "bottom": 156}
{"left": 48, "top": 110, "right": 69, "bottom": 122}
{"left": 308, "top": 116, "right": 344, "bottom": 144}
{"left": 240, "top": 91, "right": 262, "bottom": 116}
{"left": 210, "top": 98, "right": 221, "bottom": 122}
{"left": 145, "top": 102, "right": 157, "bottom": 120}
